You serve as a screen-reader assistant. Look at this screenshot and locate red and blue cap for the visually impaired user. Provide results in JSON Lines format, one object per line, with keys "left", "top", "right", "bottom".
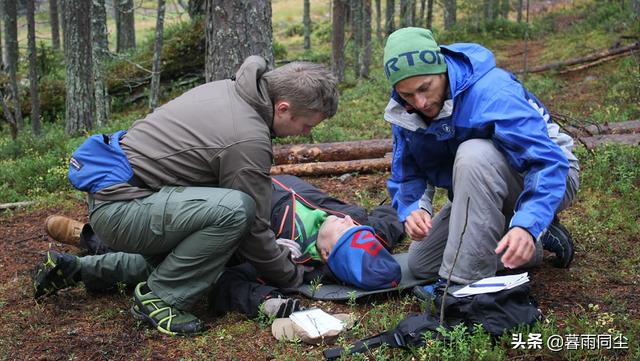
{"left": 326, "top": 225, "right": 402, "bottom": 291}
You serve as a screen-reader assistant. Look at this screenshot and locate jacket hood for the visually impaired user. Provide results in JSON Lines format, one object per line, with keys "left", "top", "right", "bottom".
{"left": 441, "top": 43, "right": 496, "bottom": 98}
{"left": 234, "top": 56, "right": 274, "bottom": 128}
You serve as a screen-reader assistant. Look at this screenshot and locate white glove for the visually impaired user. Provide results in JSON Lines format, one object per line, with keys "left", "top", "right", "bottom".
{"left": 276, "top": 238, "right": 302, "bottom": 259}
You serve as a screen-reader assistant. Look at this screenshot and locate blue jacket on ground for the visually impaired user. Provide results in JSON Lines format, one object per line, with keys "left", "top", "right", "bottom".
{"left": 384, "top": 43, "right": 578, "bottom": 239}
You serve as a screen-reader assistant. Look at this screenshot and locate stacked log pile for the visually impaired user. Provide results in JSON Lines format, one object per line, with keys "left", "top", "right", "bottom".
{"left": 271, "top": 120, "right": 640, "bottom": 176}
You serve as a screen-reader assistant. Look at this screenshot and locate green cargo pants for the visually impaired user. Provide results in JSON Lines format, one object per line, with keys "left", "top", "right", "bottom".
{"left": 88, "top": 186, "right": 256, "bottom": 310}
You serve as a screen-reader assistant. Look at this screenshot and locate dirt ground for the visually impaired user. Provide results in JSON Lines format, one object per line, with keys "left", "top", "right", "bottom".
{"left": 1, "top": 173, "right": 637, "bottom": 360}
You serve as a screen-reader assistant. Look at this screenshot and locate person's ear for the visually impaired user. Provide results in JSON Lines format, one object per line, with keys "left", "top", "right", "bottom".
{"left": 275, "top": 100, "right": 291, "bottom": 115}
{"left": 320, "top": 246, "right": 331, "bottom": 263}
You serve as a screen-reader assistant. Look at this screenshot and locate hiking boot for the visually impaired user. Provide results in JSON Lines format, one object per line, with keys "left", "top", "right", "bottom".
{"left": 541, "top": 218, "right": 574, "bottom": 268}
{"left": 45, "top": 215, "right": 83, "bottom": 247}
{"left": 33, "top": 250, "right": 81, "bottom": 298}
{"left": 262, "top": 297, "right": 303, "bottom": 318}
{"left": 131, "top": 282, "right": 205, "bottom": 336}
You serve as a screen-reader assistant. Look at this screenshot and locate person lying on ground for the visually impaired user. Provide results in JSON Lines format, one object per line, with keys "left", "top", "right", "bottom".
{"left": 381, "top": 27, "right": 579, "bottom": 287}
{"left": 34, "top": 175, "right": 405, "bottom": 323}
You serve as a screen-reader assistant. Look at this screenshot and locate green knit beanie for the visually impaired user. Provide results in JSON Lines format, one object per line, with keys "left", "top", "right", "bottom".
{"left": 383, "top": 27, "right": 447, "bottom": 86}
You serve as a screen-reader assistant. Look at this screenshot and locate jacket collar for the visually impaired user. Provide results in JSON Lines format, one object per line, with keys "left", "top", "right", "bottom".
{"left": 234, "top": 56, "right": 274, "bottom": 129}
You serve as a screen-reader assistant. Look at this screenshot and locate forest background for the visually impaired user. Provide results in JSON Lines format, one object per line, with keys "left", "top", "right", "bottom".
{"left": 0, "top": 0, "right": 639, "bottom": 360}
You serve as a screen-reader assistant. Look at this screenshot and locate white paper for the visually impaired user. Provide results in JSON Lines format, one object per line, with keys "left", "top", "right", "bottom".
{"left": 289, "top": 309, "right": 344, "bottom": 338}
{"left": 452, "top": 272, "right": 529, "bottom": 298}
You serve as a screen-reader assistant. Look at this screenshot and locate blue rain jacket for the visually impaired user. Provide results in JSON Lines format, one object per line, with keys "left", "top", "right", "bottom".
{"left": 385, "top": 43, "right": 569, "bottom": 239}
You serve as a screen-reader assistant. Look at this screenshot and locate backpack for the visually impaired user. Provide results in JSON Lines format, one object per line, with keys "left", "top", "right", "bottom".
{"left": 68, "top": 130, "right": 137, "bottom": 193}
{"left": 324, "top": 284, "right": 541, "bottom": 360}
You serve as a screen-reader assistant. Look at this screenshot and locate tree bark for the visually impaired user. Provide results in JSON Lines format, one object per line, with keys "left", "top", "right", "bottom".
{"left": 426, "top": 0, "right": 433, "bottom": 28}
{"left": 62, "top": 0, "right": 95, "bottom": 135}
{"left": 92, "top": 0, "right": 110, "bottom": 127}
{"left": 360, "top": 0, "right": 372, "bottom": 78}
{"left": 400, "top": 0, "right": 411, "bottom": 27}
{"left": 26, "top": 0, "right": 40, "bottom": 136}
{"left": 331, "top": 0, "right": 346, "bottom": 82}
{"left": 116, "top": 0, "right": 136, "bottom": 52}
{"left": 375, "top": 0, "right": 381, "bottom": 42}
{"left": 351, "top": 0, "right": 362, "bottom": 77}
{"left": 443, "top": 0, "right": 456, "bottom": 30}
{"left": 3, "top": 0, "right": 22, "bottom": 129}
{"left": 273, "top": 139, "right": 392, "bottom": 164}
{"left": 303, "top": 0, "right": 311, "bottom": 50}
{"left": 385, "top": 0, "right": 395, "bottom": 35}
{"left": 517, "top": 0, "right": 523, "bottom": 22}
{"left": 205, "top": 0, "right": 273, "bottom": 82}
{"left": 500, "top": 0, "right": 510, "bottom": 19}
{"left": 49, "top": 0, "right": 61, "bottom": 51}
{"left": 0, "top": 86, "right": 17, "bottom": 140}
{"left": 270, "top": 157, "right": 391, "bottom": 176}
{"left": 149, "top": 0, "right": 166, "bottom": 111}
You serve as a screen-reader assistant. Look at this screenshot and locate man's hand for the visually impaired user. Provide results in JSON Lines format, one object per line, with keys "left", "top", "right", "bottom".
{"left": 495, "top": 227, "right": 535, "bottom": 269}
{"left": 276, "top": 238, "right": 302, "bottom": 260}
{"left": 404, "top": 208, "right": 432, "bottom": 241}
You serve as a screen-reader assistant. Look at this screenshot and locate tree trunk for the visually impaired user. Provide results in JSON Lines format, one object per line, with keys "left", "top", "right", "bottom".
{"left": 62, "top": 0, "right": 95, "bottom": 135}
{"left": 188, "top": 0, "right": 205, "bottom": 18}
{"left": 517, "top": 0, "right": 523, "bottom": 22}
{"left": 500, "top": 0, "right": 510, "bottom": 19}
{"left": 385, "top": 0, "right": 395, "bottom": 35}
{"left": 3, "top": 0, "right": 22, "bottom": 129}
{"left": 0, "top": 87, "right": 18, "bottom": 140}
{"left": 400, "top": 0, "right": 411, "bottom": 27}
{"left": 426, "top": 0, "right": 433, "bottom": 28}
{"left": 205, "top": 0, "right": 273, "bottom": 82}
{"left": 443, "top": 0, "right": 456, "bottom": 30}
{"left": 116, "top": 0, "right": 136, "bottom": 52}
{"left": 49, "top": 0, "right": 61, "bottom": 51}
{"left": 351, "top": 0, "right": 362, "bottom": 77}
{"left": 375, "top": 0, "right": 381, "bottom": 42}
{"left": 360, "top": 0, "right": 372, "bottom": 78}
{"left": 92, "top": 0, "right": 110, "bottom": 127}
{"left": 483, "top": 0, "right": 499, "bottom": 22}
{"left": 26, "top": 0, "right": 40, "bottom": 136}
{"left": 0, "top": 5, "right": 3, "bottom": 71}
{"left": 418, "top": 0, "right": 426, "bottom": 27}
{"left": 149, "top": 0, "right": 166, "bottom": 111}
{"left": 303, "top": 0, "right": 311, "bottom": 50}
{"left": 332, "top": 0, "right": 346, "bottom": 82}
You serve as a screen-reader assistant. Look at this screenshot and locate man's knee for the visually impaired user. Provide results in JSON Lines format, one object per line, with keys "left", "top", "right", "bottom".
{"left": 408, "top": 243, "right": 440, "bottom": 280}
{"left": 455, "top": 139, "right": 504, "bottom": 170}
{"left": 211, "top": 190, "right": 256, "bottom": 235}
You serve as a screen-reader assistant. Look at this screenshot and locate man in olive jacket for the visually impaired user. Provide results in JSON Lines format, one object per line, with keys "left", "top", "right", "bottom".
{"left": 56, "top": 56, "right": 338, "bottom": 336}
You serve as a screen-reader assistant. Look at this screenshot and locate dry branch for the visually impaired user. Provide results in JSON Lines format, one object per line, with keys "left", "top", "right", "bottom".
{"left": 563, "top": 120, "right": 640, "bottom": 137}
{"left": 270, "top": 157, "right": 391, "bottom": 176}
{"left": 516, "top": 42, "right": 639, "bottom": 74}
{"left": 273, "top": 139, "right": 392, "bottom": 165}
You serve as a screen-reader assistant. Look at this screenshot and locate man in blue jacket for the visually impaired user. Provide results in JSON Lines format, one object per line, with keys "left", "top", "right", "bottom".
{"left": 383, "top": 28, "right": 580, "bottom": 285}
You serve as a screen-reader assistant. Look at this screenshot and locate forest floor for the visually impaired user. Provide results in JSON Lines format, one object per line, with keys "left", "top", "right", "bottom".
{"left": 1, "top": 170, "right": 638, "bottom": 360}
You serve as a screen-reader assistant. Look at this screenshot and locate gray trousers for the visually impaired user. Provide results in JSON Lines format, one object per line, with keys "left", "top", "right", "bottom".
{"left": 88, "top": 186, "right": 255, "bottom": 310}
{"left": 408, "top": 139, "right": 579, "bottom": 284}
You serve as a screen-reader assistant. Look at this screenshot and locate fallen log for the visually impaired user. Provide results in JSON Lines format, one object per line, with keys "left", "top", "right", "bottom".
{"left": 579, "top": 133, "right": 640, "bottom": 150}
{"left": 558, "top": 51, "right": 637, "bottom": 74}
{"left": 273, "top": 139, "right": 392, "bottom": 164}
{"left": 516, "top": 42, "right": 639, "bottom": 74}
{"left": 563, "top": 120, "right": 640, "bottom": 137}
{"left": 271, "top": 157, "right": 392, "bottom": 176}
{"left": 0, "top": 201, "right": 36, "bottom": 211}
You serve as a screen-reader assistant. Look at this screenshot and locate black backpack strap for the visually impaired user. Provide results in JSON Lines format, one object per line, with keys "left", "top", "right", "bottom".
{"left": 323, "top": 330, "right": 404, "bottom": 360}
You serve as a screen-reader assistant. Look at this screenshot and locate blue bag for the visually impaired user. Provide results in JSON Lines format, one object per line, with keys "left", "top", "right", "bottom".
{"left": 68, "top": 130, "right": 135, "bottom": 193}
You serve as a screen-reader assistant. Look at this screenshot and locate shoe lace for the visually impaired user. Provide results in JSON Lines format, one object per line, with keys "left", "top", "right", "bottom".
{"left": 142, "top": 297, "right": 181, "bottom": 331}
